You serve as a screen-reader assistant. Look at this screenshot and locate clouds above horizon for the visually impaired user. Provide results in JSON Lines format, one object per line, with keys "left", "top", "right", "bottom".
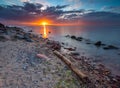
{"left": 0, "top": 2, "right": 120, "bottom": 25}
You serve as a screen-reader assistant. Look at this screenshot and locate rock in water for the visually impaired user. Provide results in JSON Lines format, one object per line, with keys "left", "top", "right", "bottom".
{"left": 94, "top": 41, "right": 102, "bottom": 46}
{"left": 71, "top": 35, "right": 76, "bottom": 39}
{"left": 103, "top": 45, "right": 119, "bottom": 50}
{"left": 76, "top": 37, "right": 83, "bottom": 41}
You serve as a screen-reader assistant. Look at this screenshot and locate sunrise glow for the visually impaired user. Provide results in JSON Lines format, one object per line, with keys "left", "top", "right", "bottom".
{"left": 42, "top": 22, "right": 48, "bottom": 25}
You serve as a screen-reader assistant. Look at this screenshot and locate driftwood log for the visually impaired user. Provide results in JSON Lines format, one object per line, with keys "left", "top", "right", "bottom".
{"left": 54, "top": 50, "right": 88, "bottom": 82}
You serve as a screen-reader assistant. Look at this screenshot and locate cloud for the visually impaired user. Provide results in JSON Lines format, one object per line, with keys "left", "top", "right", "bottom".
{"left": 65, "top": 0, "right": 82, "bottom": 10}
{"left": 102, "top": 6, "right": 120, "bottom": 13}
{"left": 23, "top": 2, "right": 43, "bottom": 12}
{"left": 0, "top": 2, "right": 68, "bottom": 22}
{"left": 20, "top": 0, "right": 30, "bottom": 2}
{"left": 0, "top": 2, "right": 120, "bottom": 26}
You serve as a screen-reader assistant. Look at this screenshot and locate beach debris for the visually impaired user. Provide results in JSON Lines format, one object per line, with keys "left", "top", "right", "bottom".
{"left": 103, "top": 45, "right": 119, "bottom": 50}
{"left": 54, "top": 50, "right": 88, "bottom": 82}
{"left": 37, "top": 54, "right": 50, "bottom": 60}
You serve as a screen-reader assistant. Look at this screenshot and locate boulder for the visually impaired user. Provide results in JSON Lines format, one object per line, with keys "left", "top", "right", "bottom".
{"left": 0, "top": 35, "right": 10, "bottom": 41}
{"left": 15, "top": 34, "right": 24, "bottom": 39}
{"left": 76, "top": 37, "right": 83, "bottom": 41}
{"left": 0, "top": 23, "right": 6, "bottom": 33}
{"left": 65, "top": 35, "right": 70, "bottom": 37}
{"left": 94, "top": 41, "right": 102, "bottom": 46}
{"left": 24, "top": 33, "right": 33, "bottom": 42}
{"left": 71, "top": 35, "right": 76, "bottom": 39}
{"left": 0, "top": 23, "right": 5, "bottom": 28}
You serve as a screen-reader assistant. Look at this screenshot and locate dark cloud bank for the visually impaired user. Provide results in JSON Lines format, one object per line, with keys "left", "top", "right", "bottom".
{"left": 0, "top": 2, "right": 120, "bottom": 25}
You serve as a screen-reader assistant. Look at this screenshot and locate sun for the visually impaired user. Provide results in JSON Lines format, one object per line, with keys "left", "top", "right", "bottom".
{"left": 42, "top": 22, "right": 48, "bottom": 25}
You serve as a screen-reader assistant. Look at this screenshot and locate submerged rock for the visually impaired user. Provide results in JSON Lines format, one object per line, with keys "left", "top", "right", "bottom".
{"left": 103, "top": 45, "right": 119, "bottom": 50}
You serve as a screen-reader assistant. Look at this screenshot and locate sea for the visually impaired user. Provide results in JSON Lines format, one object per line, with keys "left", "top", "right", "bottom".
{"left": 22, "top": 25, "right": 120, "bottom": 76}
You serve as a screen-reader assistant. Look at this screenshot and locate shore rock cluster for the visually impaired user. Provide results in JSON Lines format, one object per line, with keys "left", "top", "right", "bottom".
{"left": 0, "top": 23, "right": 81, "bottom": 88}
{"left": 65, "top": 35, "right": 119, "bottom": 50}
{"left": 0, "top": 23, "right": 42, "bottom": 43}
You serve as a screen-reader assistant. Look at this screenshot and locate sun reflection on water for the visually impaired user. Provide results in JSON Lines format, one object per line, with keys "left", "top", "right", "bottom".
{"left": 42, "top": 22, "right": 48, "bottom": 38}
{"left": 43, "top": 23, "right": 47, "bottom": 38}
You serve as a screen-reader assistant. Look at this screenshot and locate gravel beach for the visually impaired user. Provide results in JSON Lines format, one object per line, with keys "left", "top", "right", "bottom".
{"left": 0, "top": 23, "right": 120, "bottom": 88}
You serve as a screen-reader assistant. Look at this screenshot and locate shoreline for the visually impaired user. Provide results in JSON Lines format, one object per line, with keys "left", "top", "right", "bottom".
{"left": 0, "top": 23, "right": 120, "bottom": 87}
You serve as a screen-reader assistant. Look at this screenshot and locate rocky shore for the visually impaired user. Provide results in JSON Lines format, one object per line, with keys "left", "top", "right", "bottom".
{"left": 0, "top": 23, "right": 120, "bottom": 88}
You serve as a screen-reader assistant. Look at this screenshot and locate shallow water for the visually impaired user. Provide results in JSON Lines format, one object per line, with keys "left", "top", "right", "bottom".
{"left": 25, "top": 25, "right": 120, "bottom": 75}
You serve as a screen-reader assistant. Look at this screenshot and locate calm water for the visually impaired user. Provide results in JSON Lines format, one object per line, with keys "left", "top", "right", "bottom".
{"left": 25, "top": 25, "right": 120, "bottom": 75}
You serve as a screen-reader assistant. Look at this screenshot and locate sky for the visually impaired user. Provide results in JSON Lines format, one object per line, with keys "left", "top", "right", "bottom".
{"left": 0, "top": 0, "right": 120, "bottom": 25}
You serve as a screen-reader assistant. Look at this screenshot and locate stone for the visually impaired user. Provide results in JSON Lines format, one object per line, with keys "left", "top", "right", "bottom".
{"left": 65, "top": 35, "right": 70, "bottom": 37}
{"left": 103, "top": 45, "right": 119, "bottom": 50}
{"left": 15, "top": 34, "right": 24, "bottom": 39}
{"left": 0, "top": 35, "right": 7, "bottom": 41}
{"left": 24, "top": 33, "right": 33, "bottom": 42}
{"left": 76, "top": 37, "right": 83, "bottom": 41}
{"left": 94, "top": 41, "right": 102, "bottom": 46}
{"left": 70, "top": 52, "right": 80, "bottom": 56}
{"left": 0, "top": 23, "right": 5, "bottom": 28}
{"left": 0, "top": 23, "right": 7, "bottom": 33}
{"left": 71, "top": 35, "right": 76, "bottom": 39}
